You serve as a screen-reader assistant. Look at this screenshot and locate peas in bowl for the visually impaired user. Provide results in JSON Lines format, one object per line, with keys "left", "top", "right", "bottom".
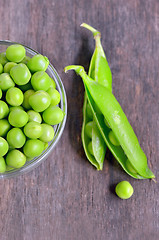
{"left": 0, "top": 40, "right": 67, "bottom": 178}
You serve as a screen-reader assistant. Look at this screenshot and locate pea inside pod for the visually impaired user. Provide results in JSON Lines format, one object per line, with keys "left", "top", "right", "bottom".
{"left": 64, "top": 65, "right": 155, "bottom": 179}
{"left": 82, "top": 93, "right": 102, "bottom": 170}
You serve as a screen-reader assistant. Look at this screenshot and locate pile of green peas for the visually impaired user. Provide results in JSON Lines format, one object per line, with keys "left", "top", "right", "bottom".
{"left": 0, "top": 44, "right": 64, "bottom": 172}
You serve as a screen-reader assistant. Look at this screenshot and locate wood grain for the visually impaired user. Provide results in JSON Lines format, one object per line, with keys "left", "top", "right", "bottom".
{"left": 0, "top": 0, "right": 158, "bottom": 239}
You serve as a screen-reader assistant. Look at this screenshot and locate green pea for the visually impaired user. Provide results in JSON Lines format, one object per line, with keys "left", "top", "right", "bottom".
{"left": 9, "top": 106, "right": 24, "bottom": 112}
{"left": 6, "top": 165, "right": 14, "bottom": 171}
{"left": 0, "top": 119, "right": 11, "bottom": 137}
{"left": 10, "top": 63, "right": 31, "bottom": 85}
{"left": 0, "top": 89, "right": 2, "bottom": 99}
{"left": 7, "top": 128, "right": 26, "bottom": 148}
{"left": 88, "top": 141, "right": 93, "bottom": 155}
{"left": 94, "top": 103, "right": 101, "bottom": 115}
{"left": 9, "top": 145, "right": 15, "bottom": 150}
{"left": 42, "top": 106, "right": 64, "bottom": 125}
{"left": 24, "top": 121, "right": 43, "bottom": 139}
{"left": 18, "top": 81, "right": 32, "bottom": 92}
{"left": 0, "top": 156, "right": 6, "bottom": 173}
{"left": 29, "top": 90, "right": 51, "bottom": 112}
{"left": 27, "top": 110, "right": 42, "bottom": 123}
{"left": 86, "top": 103, "right": 93, "bottom": 119}
{"left": 115, "top": 181, "right": 134, "bottom": 199}
{"left": 47, "top": 88, "right": 61, "bottom": 106}
{"left": 20, "top": 56, "right": 31, "bottom": 64}
{"left": 104, "top": 117, "right": 111, "bottom": 128}
{"left": 4, "top": 62, "right": 17, "bottom": 73}
{"left": 31, "top": 71, "right": 51, "bottom": 91}
{"left": 0, "top": 63, "right": 3, "bottom": 74}
{"left": 23, "top": 139, "right": 44, "bottom": 158}
{"left": 8, "top": 108, "right": 28, "bottom": 127}
{"left": 6, "top": 149, "right": 26, "bottom": 168}
{"left": 85, "top": 121, "right": 93, "bottom": 138}
{"left": 22, "top": 89, "right": 35, "bottom": 110}
{"left": 0, "top": 100, "right": 9, "bottom": 119}
{"left": 26, "top": 157, "right": 34, "bottom": 162}
{"left": 6, "top": 87, "right": 24, "bottom": 106}
{"left": 0, "top": 52, "right": 8, "bottom": 65}
{"left": 0, "top": 137, "right": 9, "bottom": 156}
{"left": 108, "top": 131, "right": 120, "bottom": 146}
{"left": 125, "top": 159, "right": 137, "bottom": 174}
{"left": 27, "top": 54, "right": 49, "bottom": 72}
{"left": 50, "top": 78, "right": 56, "bottom": 89}
{"left": 6, "top": 44, "right": 26, "bottom": 63}
{"left": 44, "top": 142, "right": 48, "bottom": 150}
{"left": 0, "top": 73, "right": 15, "bottom": 91}
{"left": 39, "top": 124, "right": 54, "bottom": 142}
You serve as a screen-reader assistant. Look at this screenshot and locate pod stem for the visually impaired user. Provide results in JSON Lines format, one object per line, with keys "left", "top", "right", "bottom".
{"left": 80, "top": 23, "right": 101, "bottom": 37}
{"left": 81, "top": 23, "right": 105, "bottom": 58}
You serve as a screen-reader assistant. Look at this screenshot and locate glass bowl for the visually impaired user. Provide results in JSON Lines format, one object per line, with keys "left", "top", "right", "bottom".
{"left": 0, "top": 40, "right": 67, "bottom": 179}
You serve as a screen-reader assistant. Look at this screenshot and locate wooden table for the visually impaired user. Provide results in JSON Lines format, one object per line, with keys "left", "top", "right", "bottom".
{"left": 0, "top": 0, "right": 158, "bottom": 239}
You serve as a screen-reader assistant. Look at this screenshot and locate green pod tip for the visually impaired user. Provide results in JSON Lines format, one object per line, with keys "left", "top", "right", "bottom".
{"left": 64, "top": 65, "right": 84, "bottom": 75}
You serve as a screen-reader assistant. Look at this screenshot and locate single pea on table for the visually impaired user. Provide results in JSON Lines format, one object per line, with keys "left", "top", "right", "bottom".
{"left": 0, "top": 44, "right": 65, "bottom": 173}
{"left": 115, "top": 181, "right": 134, "bottom": 200}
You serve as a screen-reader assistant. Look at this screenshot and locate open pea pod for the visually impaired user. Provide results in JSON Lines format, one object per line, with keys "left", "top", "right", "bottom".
{"left": 81, "top": 48, "right": 104, "bottom": 170}
{"left": 81, "top": 23, "right": 112, "bottom": 170}
{"left": 65, "top": 65, "right": 155, "bottom": 179}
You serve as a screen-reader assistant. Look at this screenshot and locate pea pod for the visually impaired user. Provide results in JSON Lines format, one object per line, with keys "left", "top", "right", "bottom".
{"left": 64, "top": 65, "right": 155, "bottom": 179}
{"left": 81, "top": 23, "right": 112, "bottom": 90}
{"left": 82, "top": 93, "right": 104, "bottom": 170}
{"left": 81, "top": 23, "right": 112, "bottom": 170}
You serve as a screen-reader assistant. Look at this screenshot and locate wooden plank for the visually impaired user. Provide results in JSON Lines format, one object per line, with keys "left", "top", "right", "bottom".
{"left": 0, "top": 0, "right": 158, "bottom": 239}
